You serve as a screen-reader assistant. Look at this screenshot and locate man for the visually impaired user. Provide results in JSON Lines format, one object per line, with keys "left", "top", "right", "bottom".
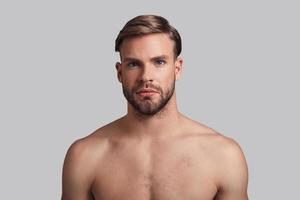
{"left": 61, "top": 15, "right": 249, "bottom": 200}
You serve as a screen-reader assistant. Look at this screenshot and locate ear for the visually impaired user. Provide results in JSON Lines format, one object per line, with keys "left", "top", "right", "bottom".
{"left": 174, "top": 57, "right": 183, "bottom": 81}
{"left": 115, "top": 62, "right": 122, "bottom": 83}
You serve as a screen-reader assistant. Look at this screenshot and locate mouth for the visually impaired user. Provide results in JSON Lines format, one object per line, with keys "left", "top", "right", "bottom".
{"left": 136, "top": 89, "right": 158, "bottom": 97}
{"left": 137, "top": 91, "right": 158, "bottom": 97}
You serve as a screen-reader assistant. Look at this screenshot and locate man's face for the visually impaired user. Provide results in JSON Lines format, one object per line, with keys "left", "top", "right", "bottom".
{"left": 115, "top": 33, "right": 182, "bottom": 116}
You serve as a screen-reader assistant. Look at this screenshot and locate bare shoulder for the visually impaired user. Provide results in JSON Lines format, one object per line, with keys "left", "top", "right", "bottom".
{"left": 205, "top": 131, "right": 247, "bottom": 159}
{"left": 183, "top": 116, "right": 248, "bottom": 196}
{"left": 65, "top": 120, "right": 118, "bottom": 160}
{"left": 61, "top": 137, "right": 99, "bottom": 199}
{"left": 62, "top": 128, "right": 110, "bottom": 181}
{"left": 190, "top": 120, "right": 248, "bottom": 173}
{"left": 183, "top": 116, "right": 247, "bottom": 160}
{"left": 203, "top": 132, "right": 249, "bottom": 199}
{"left": 61, "top": 122, "right": 116, "bottom": 199}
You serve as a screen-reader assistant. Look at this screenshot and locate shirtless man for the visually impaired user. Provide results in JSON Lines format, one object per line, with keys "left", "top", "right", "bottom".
{"left": 61, "top": 15, "right": 249, "bottom": 200}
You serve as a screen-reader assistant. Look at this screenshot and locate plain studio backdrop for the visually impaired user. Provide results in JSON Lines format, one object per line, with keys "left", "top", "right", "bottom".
{"left": 0, "top": 0, "right": 299, "bottom": 199}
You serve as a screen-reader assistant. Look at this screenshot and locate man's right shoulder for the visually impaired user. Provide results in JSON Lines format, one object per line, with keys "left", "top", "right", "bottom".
{"left": 62, "top": 128, "right": 111, "bottom": 181}
{"left": 67, "top": 127, "right": 111, "bottom": 157}
{"left": 61, "top": 129, "right": 112, "bottom": 200}
{"left": 65, "top": 117, "right": 124, "bottom": 163}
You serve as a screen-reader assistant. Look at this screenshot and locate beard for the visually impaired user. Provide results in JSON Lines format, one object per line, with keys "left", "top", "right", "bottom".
{"left": 122, "top": 78, "right": 175, "bottom": 116}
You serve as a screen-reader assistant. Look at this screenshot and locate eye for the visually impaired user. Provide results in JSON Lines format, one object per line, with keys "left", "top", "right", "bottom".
{"left": 155, "top": 59, "right": 166, "bottom": 66}
{"left": 127, "top": 62, "right": 139, "bottom": 68}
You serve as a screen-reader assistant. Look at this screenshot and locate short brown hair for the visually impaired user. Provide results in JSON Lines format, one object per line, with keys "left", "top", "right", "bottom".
{"left": 115, "top": 15, "right": 182, "bottom": 58}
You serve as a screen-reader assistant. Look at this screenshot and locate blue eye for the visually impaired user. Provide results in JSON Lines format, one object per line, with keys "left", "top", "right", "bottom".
{"left": 155, "top": 60, "right": 166, "bottom": 65}
{"left": 127, "top": 62, "right": 139, "bottom": 67}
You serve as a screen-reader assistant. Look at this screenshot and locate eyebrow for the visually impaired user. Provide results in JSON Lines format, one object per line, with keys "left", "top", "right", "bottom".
{"left": 122, "top": 55, "right": 170, "bottom": 62}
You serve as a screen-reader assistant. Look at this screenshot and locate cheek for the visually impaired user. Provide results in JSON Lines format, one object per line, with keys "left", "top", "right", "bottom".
{"left": 160, "top": 72, "right": 175, "bottom": 90}
{"left": 163, "top": 69, "right": 176, "bottom": 82}
{"left": 122, "top": 75, "right": 138, "bottom": 91}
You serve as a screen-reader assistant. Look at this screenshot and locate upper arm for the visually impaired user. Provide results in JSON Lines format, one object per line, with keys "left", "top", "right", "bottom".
{"left": 61, "top": 140, "right": 95, "bottom": 200}
{"left": 215, "top": 137, "right": 249, "bottom": 200}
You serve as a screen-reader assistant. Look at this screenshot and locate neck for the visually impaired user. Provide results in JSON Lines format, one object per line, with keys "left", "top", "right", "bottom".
{"left": 122, "top": 92, "right": 183, "bottom": 140}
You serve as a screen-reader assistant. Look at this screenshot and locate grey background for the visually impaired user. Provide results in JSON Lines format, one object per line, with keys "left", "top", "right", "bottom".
{"left": 0, "top": 0, "right": 299, "bottom": 199}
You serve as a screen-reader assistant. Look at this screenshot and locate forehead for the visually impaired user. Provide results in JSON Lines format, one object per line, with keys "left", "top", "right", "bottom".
{"left": 119, "top": 33, "right": 175, "bottom": 60}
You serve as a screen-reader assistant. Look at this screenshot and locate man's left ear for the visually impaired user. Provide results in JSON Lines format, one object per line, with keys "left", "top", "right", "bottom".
{"left": 175, "top": 57, "right": 183, "bottom": 81}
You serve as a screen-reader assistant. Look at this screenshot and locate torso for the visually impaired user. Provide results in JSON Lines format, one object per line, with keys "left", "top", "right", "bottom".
{"left": 83, "top": 117, "right": 225, "bottom": 200}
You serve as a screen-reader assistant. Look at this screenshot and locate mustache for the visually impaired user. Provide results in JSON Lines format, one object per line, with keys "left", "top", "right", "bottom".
{"left": 135, "top": 83, "right": 160, "bottom": 93}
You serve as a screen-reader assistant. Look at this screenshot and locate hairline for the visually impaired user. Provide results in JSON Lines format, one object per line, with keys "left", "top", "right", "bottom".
{"left": 118, "top": 33, "right": 178, "bottom": 61}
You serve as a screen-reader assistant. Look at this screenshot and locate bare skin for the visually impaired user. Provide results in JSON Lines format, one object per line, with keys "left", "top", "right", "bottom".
{"left": 61, "top": 33, "right": 249, "bottom": 200}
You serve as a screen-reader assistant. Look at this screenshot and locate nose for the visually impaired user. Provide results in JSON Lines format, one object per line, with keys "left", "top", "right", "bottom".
{"left": 139, "top": 64, "right": 154, "bottom": 82}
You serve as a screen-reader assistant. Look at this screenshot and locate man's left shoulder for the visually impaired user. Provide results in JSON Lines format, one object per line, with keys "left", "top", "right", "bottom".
{"left": 201, "top": 132, "right": 249, "bottom": 196}
{"left": 209, "top": 133, "right": 249, "bottom": 185}
{"left": 205, "top": 132, "right": 247, "bottom": 163}
{"left": 216, "top": 133, "right": 246, "bottom": 159}
{"left": 186, "top": 119, "right": 247, "bottom": 162}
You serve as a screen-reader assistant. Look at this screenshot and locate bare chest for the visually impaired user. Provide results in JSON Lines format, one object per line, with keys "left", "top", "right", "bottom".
{"left": 91, "top": 140, "right": 218, "bottom": 200}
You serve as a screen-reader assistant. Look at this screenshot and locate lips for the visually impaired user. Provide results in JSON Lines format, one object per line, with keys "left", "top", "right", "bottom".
{"left": 136, "top": 88, "right": 158, "bottom": 98}
{"left": 136, "top": 89, "right": 158, "bottom": 94}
